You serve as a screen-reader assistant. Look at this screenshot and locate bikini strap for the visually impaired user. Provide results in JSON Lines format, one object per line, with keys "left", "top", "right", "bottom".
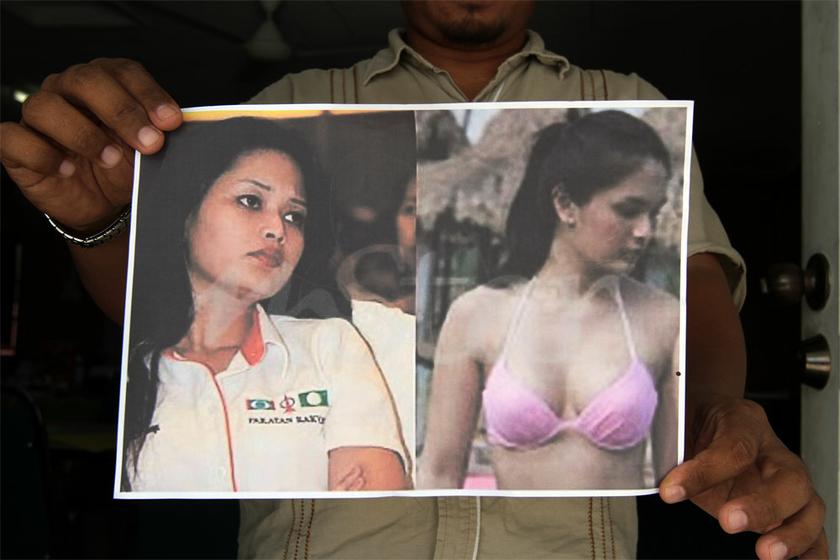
{"left": 499, "top": 278, "right": 536, "bottom": 359}
{"left": 612, "top": 280, "right": 639, "bottom": 361}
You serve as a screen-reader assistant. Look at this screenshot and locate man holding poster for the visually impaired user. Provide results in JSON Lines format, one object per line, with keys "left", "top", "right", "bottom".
{"left": 0, "top": 1, "right": 826, "bottom": 559}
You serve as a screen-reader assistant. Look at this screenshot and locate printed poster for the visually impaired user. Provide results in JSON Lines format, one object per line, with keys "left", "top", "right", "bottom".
{"left": 117, "top": 101, "right": 691, "bottom": 498}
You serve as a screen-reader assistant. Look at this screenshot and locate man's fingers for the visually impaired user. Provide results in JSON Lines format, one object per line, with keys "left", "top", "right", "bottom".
{"left": 798, "top": 529, "right": 829, "bottom": 560}
{"left": 661, "top": 400, "right": 769, "bottom": 502}
{"left": 755, "top": 495, "right": 826, "bottom": 560}
{"left": 98, "top": 58, "right": 182, "bottom": 131}
{"left": 717, "top": 460, "right": 814, "bottom": 534}
{"left": 0, "top": 122, "right": 70, "bottom": 181}
{"left": 42, "top": 62, "right": 165, "bottom": 155}
{"left": 1, "top": 57, "right": 168, "bottom": 229}
{"left": 658, "top": 398, "right": 825, "bottom": 558}
{"left": 661, "top": 430, "right": 760, "bottom": 502}
{"left": 21, "top": 91, "right": 124, "bottom": 169}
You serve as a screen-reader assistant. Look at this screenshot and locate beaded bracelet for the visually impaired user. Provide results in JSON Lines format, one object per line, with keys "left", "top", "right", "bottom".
{"left": 44, "top": 206, "right": 131, "bottom": 248}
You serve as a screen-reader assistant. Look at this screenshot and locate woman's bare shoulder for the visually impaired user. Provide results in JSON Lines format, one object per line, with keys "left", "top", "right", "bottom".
{"left": 621, "top": 276, "right": 677, "bottom": 305}
{"left": 620, "top": 277, "right": 679, "bottom": 326}
{"left": 439, "top": 281, "right": 525, "bottom": 364}
{"left": 618, "top": 279, "right": 680, "bottom": 373}
{"left": 446, "top": 280, "right": 526, "bottom": 323}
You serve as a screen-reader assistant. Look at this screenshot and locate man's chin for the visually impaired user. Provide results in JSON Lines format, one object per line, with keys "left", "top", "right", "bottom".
{"left": 429, "top": 0, "right": 509, "bottom": 45}
{"left": 439, "top": 19, "right": 507, "bottom": 46}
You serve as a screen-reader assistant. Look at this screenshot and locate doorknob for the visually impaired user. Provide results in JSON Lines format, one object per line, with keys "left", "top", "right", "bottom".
{"left": 799, "top": 334, "right": 831, "bottom": 390}
{"left": 760, "top": 253, "right": 830, "bottom": 310}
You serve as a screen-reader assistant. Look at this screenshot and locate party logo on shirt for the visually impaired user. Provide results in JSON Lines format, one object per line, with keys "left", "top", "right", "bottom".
{"left": 299, "top": 389, "right": 329, "bottom": 408}
{"left": 279, "top": 394, "right": 297, "bottom": 414}
{"left": 246, "top": 399, "right": 275, "bottom": 411}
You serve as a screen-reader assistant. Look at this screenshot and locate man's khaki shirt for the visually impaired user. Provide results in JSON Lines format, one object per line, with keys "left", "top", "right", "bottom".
{"left": 241, "top": 30, "right": 745, "bottom": 560}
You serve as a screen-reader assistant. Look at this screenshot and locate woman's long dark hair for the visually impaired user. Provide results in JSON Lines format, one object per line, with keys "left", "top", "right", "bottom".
{"left": 501, "top": 110, "right": 673, "bottom": 280}
{"left": 122, "top": 117, "right": 350, "bottom": 489}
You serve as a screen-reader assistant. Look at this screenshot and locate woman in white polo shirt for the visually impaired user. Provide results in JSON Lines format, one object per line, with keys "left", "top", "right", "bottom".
{"left": 122, "top": 117, "right": 408, "bottom": 493}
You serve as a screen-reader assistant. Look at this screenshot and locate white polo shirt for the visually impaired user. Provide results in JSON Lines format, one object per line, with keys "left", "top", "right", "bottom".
{"left": 127, "top": 305, "right": 406, "bottom": 492}
{"left": 351, "top": 300, "right": 416, "bottom": 472}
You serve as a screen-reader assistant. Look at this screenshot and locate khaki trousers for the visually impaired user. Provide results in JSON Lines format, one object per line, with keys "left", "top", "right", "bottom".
{"left": 239, "top": 497, "right": 637, "bottom": 560}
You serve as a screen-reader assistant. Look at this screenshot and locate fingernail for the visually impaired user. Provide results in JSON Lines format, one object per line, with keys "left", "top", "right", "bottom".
{"left": 100, "top": 145, "right": 122, "bottom": 168}
{"left": 661, "top": 485, "right": 686, "bottom": 503}
{"left": 727, "top": 509, "right": 748, "bottom": 532}
{"left": 58, "top": 159, "right": 75, "bottom": 177}
{"left": 137, "top": 126, "right": 161, "bottom": 148}
{"left": 155, "top": 104, "right": 178, "bottom": 120}
{"left": 769, "top": 542, "right": 787, "bottom": 560}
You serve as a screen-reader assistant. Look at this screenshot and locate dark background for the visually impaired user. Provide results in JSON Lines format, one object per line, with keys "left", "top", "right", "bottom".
{"left": 1, "top": 2, "right": 801, "bottom": 558}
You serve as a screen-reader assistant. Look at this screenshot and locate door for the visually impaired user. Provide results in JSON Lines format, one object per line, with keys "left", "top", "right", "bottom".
{"left": 801, "top": 0, "right": 839, "bottom": 553}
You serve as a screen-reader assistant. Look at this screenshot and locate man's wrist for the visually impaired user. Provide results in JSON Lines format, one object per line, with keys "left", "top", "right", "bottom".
{"left": 46, "top": 206, "right": 131, "bottom": 248}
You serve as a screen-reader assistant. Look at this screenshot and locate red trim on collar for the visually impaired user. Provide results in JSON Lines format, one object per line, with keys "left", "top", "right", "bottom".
{"left": 164, "top": 307, "right": 266, "bottom": 368}
{"left": 241, "top": 308, "right": 266, "bottom": 366}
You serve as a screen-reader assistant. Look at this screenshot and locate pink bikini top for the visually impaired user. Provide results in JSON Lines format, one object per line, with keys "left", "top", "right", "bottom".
{"left": 482, "top": 278, "right": 658, "bottom": 451}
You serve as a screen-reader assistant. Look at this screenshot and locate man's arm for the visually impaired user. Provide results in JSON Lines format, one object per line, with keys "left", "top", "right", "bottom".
{"left": 661, "top": 253, "right": 828, "bottom": 560}
{"left": 684, "top": 253, "right": 747, "bottom": 403}
{"left": 68, "top": 233, "right": 130, "bottom": 323}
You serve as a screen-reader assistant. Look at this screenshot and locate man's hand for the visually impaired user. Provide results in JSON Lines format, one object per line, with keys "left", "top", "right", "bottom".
{"left": 660, "top": 397, "right": 828, "bottom": 560}
{"left": 0, "top": 58, "right": 182, "bottom": 232}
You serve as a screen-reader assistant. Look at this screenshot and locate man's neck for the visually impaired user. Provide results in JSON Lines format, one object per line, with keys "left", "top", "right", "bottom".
{"left": 404, "top": 28, "right": 527, "bottom": 100}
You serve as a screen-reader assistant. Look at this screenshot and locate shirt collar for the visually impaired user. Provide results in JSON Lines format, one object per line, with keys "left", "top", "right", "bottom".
{"left": 219, "top": 304, "right": 289, "bottom": 376}
{"left": 166, "top": 304, "right": 284, "bottom": 370}
{"left": 241, "top": 304, "right": 284, "bottom": 366}
{"left": 363, "top": 29, "right": 571, "bottom": 86}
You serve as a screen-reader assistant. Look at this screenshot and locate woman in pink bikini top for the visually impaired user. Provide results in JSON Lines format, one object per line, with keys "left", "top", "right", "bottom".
{"left": 419, "top": 110, "right": 681, "bottom": 491}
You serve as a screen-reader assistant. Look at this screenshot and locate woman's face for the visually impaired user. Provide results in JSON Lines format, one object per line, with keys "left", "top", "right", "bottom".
{"left": 562, "top": 160, "right": 669, "bottom": 275}
{"left": 187, "top": 150, "right": 307, "bottom": 302}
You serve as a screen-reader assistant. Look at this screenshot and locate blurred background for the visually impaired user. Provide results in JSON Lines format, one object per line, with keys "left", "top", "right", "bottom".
{"left": 2, "top": 1, "right": 801, "bottom": 558}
